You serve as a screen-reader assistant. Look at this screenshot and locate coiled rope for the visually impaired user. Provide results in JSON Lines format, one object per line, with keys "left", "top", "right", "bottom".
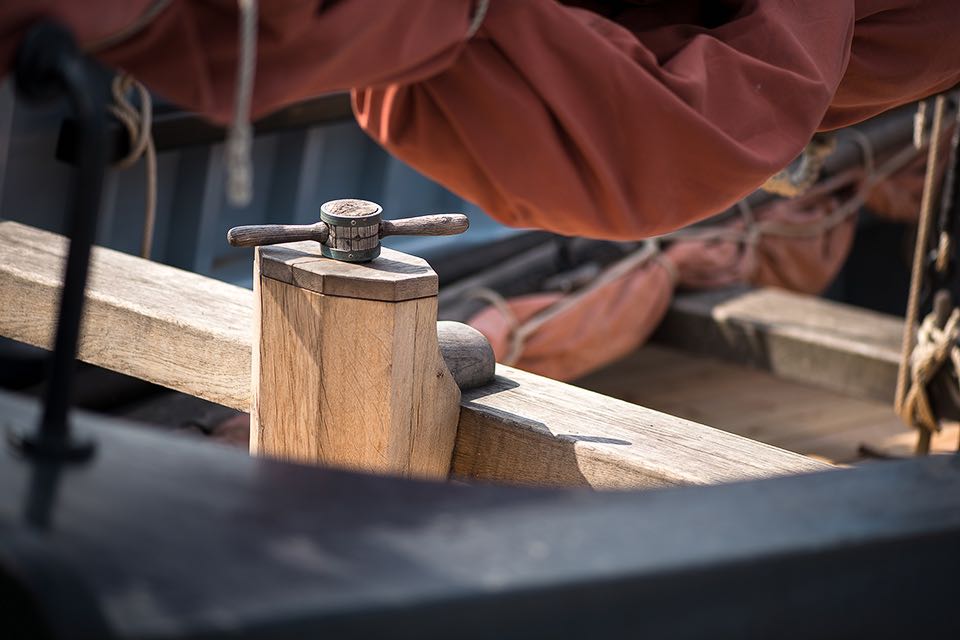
{"left": 108, "top": 73, "right": 157, "bottom": 259}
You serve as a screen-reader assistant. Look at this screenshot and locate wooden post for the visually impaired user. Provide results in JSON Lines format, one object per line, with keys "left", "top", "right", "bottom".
{"left": 251, "top": 241, "right": 461, "bottom": 479}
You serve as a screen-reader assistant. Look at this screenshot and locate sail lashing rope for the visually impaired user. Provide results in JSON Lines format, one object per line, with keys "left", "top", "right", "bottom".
{"left": 895, "top": 93, "right": 960, "bottom": 454}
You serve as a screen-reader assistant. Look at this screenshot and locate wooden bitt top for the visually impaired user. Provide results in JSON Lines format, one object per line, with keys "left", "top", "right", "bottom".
{"left": 258, "top": 242, "right": 438, "bottom": 302}
{"left": 322, "top": 198, "right": 381, "bottom": 217}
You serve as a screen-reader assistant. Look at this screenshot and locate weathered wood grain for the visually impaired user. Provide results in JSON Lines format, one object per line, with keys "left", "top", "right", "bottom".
{"left": 577, "top": 345, "right": 917, "bottom": 465}
{"left": 0, "top": 221, "right": 827, "bottom": 488}
{"left": 453, "top": 364, "right": 827, "bottom": 488}
{"left": 656, "top": 287, "right": 903, "bottom": 403}
{"left": 259, "top": 242, "right": 438, "bottom": 301}
{"left": 0, "top": 221, "right": 488, "bottom": 396}
{"left": 0, "top": 221, "right": 252, "bottom": 409}
{"left": 436, "top": 321, "right": 495, "bottom": 391}
{"left": 252, "top": 265, "right": 460, "bottom": 479}
{"left": 227, "top": 221, "right": 328, "bottom": 248}
{"left": 378, "top": 214, "right": 469, "bottom": 238}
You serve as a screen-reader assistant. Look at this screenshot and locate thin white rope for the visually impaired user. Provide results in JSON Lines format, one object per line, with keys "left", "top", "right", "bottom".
{"left": 226, "top": 0, "right": 258, "bottom": 207}
{"left": 467, "top": 0, "right": 490, "bottom": 39}
{"left": 108, "top": 74, "right": 157, "bottom": 259}
{"left": 495, "top": 241, "right": 662, "bottom": 365}
{"left": 914, "top": 100, "right": 929, "bottom": 149}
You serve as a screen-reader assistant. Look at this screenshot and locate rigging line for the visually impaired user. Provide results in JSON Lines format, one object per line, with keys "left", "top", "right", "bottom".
{"left": 226, "top": 0, "right": 258, "bottom": 208}
{"left": 84, "top": 0, "right": 175, "bottom": 54}
{"left": 108, "top": 74, "right": 157, "bottom": 259}
{"left": 895, "top": 94, "right": 948, "bottom": 425}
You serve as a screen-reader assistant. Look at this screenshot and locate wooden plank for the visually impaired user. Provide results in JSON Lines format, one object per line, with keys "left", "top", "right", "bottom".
{"left": 656, "top": 286, "right": 903, "bottom": 403}
{"left": 454, "top": 364, "right": 826, "bottom": 488}
{"left": 578, "top": 345, "right": 910, "bottom": 465}
{"left": 0, "top": 220, "right": 252, "bottom": 409}
{"left": 0, "top": 221, "right": 827, "bottom": 488}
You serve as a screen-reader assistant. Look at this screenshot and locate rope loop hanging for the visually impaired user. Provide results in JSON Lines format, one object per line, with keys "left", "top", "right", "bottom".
{"left": 107, "top": 73, "right": 157, "bottom": 259}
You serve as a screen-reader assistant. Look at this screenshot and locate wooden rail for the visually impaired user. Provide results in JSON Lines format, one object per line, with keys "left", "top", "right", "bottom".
{"left": 0, "top": 221, "right": 826, "bottom": 488}
{"left": 656, "top": 287, "right": 902, "bottom": 404}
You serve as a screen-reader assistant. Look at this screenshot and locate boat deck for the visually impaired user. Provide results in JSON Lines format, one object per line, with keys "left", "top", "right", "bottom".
{"left": 578, "top": 345, "right": 958, "bottom": 464}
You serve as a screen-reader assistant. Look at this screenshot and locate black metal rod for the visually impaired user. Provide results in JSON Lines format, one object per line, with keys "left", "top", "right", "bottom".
{"left": 11, "top": 22, "right": 104, "bottom": 461}
{"left": 37, "top": 55, "right": 105, "bottom": 441}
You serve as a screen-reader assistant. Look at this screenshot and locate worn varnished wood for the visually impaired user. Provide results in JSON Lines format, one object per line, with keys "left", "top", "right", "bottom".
{"left": 0, "top": 221, "right": 826, "bottom": 488}
{"left": 656, "top": 287, "right": 903, "bottom": 403}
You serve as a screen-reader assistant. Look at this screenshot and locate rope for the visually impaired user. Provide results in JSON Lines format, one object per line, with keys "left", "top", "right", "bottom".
{"left": 226, "top": 0, "right": 258, "bottom": 207}
{"left": 107, "top": 73, "right": 157, "bottom": 259}
{"left": 469, "top": 241, "right": 663, "bottom": 366}
{"left": 899, "top": 304, "right": 960, "bottom": 439}
{"left": 915, "top": 100, "right": 929, "bottom": 149}
{"left": 468, "top": 134, "right": 922, "bottom": 368}
{"left": 84, "top": 0, "right": 174, "bottom": 54}
{"left": 655, "top": 141, "right": 921, "bottom": 247}
{"left": 465, "top": 287, "right": 525, "bottom": 365}
{"left": 895, "top": 95, "right": 949, "bottom": 454}
{"left": 761, "top": 133, "right": 837, "bottom": 197}
{"left": 466, "top": 99, "right": 939, "bottom": 377}
{"left": 467, "top": 0, "right": 490, "bottom": 38}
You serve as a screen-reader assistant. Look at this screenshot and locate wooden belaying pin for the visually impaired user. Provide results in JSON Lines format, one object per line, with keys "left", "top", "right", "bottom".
{"left": 226, "top": 198, "right": 469, "bottom": 262}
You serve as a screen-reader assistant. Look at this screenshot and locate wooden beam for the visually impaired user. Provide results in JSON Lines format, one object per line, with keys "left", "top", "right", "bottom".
{"left": 0, "top": 221, "right": 252, "bottom": 409}
{"left": 0, "top": 221, "right": 827, "bottom": 488}
{"left": 656, "top": 287, "right": 902, "bottom": 404}
{"left": 453, "top": 365, "right": 826, "bottom": 488}
{"left": 252, "top": 244, "right": 460, "bottom": 479}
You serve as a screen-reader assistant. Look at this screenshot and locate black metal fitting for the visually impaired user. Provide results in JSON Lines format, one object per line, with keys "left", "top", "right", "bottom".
{"left": 8, "top": 22, "right": 106, "bottom": 463}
